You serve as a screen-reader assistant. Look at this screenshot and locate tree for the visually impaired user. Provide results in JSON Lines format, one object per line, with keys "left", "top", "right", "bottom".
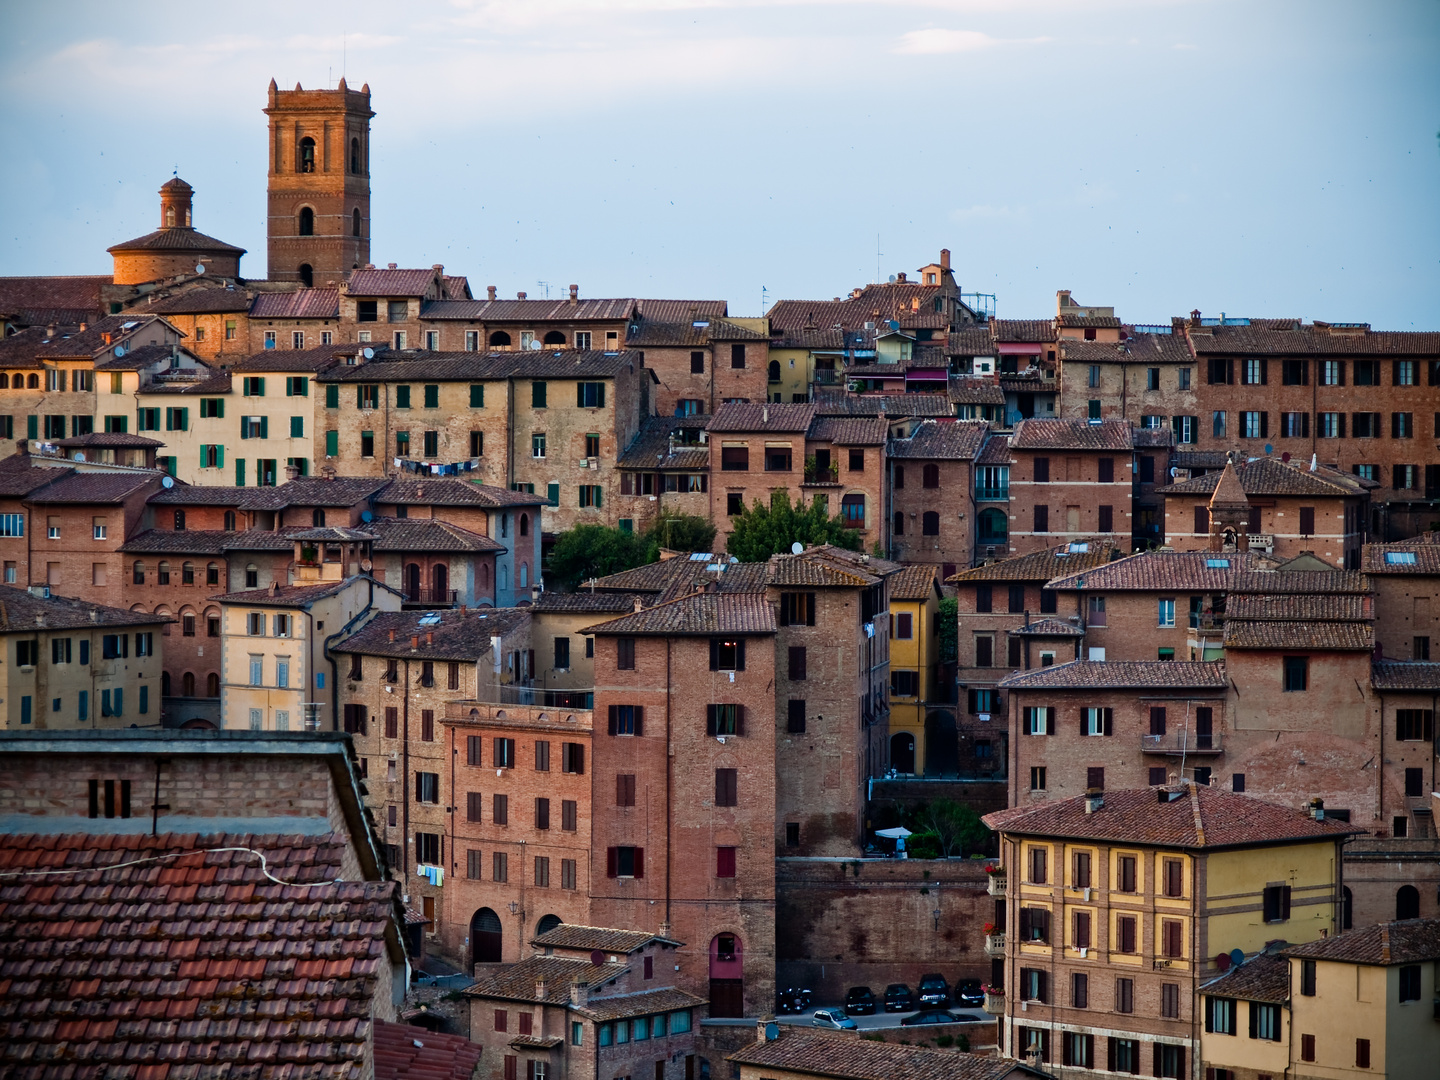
{"left": 936, "top": 597, "right": 958, "bottom": 664}
{"left": 547, "top": 524, "right": 650, "bottom": 589}
{"left": 906, "top": 798, "right": 990, "bottom": 858}
{"left": 642, "top": 511, "right": 716, "bottom": 559}
{"left": 725, "top": 493, "right": 861, "bottom": 562}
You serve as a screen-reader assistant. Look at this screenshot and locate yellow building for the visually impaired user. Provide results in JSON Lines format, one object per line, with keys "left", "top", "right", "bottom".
{"left": 1201, "top": 918, "right": 1440, "bottom": 1080}
{"left": 983, "top": 785, "right": 1354, "bottom": 1076}
{"left": 0, "top": 584, "right": 168, "bottom": 730}
{"left": 886, "top": 563, "right": 941, "bottom": 775}
{"left": 215, "top": 528, "right": 401, "bottom": 731}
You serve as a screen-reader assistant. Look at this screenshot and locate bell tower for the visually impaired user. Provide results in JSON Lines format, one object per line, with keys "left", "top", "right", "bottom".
{"left": 264, "top": 77, "right": 374, "bottom": 286}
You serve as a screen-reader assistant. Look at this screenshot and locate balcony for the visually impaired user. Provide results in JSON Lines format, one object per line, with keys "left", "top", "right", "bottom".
{"left": 984, "top": 932, "right": 1006, "bottom": 958}
{"left": 986, "top": 871, "right": 1007, "bottom": 897}
{"left": 975, "top": 486, "right": 1009, "bottom": 502}
{"left": 803, "top": 466, "right": 839, "bottom": 485}
{"left": 403, "top": 589, "right": 459, "bottom": 609}
{"left": 1141, "top": 731, "right": 1223, "bottom": 755}
{"left": 983, "top": 988, "right": 1005, "bottom": 1015}
{"left": 473, "top": 684, "right": 595, "bottom": 710}
{"left": 1190, "top": 613, "right": 1225, "bottom": 632}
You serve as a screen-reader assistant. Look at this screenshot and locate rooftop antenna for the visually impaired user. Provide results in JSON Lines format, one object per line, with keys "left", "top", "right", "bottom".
{"left": 875, "top": 233, "right": 882, "bottom": 285}
{"left": 761, "top": 285, "right": 768, "bottom": 313}
{"left": 537, "top": 281, "right": 551, "bottom": 299}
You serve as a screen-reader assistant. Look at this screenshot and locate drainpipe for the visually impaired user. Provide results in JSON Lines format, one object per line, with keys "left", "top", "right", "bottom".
{"left": 665, "top": 636, "right": 673, "bottom": 929}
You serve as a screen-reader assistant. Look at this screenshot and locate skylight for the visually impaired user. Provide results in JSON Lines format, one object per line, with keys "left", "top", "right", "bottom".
{"left": 1385, "top": 551, "right": 1417, "bottom": 565}
{"left": 1068, "top": 543, "right": 1089, "bottom": 553}
{"left": 417, "top": 613, "right": 442, "bottom": 626}
{"left": 1205, "top": 558, "right": 1230, "bottom": 568}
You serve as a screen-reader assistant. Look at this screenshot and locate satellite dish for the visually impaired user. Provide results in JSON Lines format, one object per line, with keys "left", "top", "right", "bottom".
{"left": 590, "top": 950, "right": 605, "bottom": 966}
{"left": 360, "top": 510, "right": 373, "bottom": 522}
{"left": 1169, "top": 467, "right": 1178, "bottom": 477}
{"left": 1263, "top": 444, "right": 1273, "bottom": 455}
{"left": 161, "top": 475, "right": 175, "bottom": 489}
{"left": 790, "top": 541, "right": 803, "bottom": 555}
{"left": 528, "top": 340, "right": 542, "bottom": 350}
{"left": 1281, "top": 452, "right": 1291, "bottom": 463}
{"left": 362, "top": 347, "right": 374, "bottom": 359}
{"left": 1214, "top": 952, "right": 1231, "bottom": 972}
{"left": 1229, "top": 948, "right": 1246, "bottom": 968}
{"left": 195, "top": 263, "right": 206, "bottom": 275}
{"left": 113, "top": 344, "right": 125, "bottom": 357}
{"left": 360, "top": 558, "right": 373, "bottom": 573}
{"left": 73, "top": 452, "right": 85, "bottom": 463}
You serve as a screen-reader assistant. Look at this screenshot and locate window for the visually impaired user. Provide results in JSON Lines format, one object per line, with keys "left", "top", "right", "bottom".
{"left": 576, "top": 382, "right": 605, "bottom": 408}
{"left": 1356, "top": 1037, "right": 1371, "bottom": 1069}
{"left": 562, "top": 801, "right": 577, "bottom": 832}
{"left": 715, "top": 769, "right": 738, "bottom": 807}
{"left": 1073, "top": 910, "right": 1092, "bottom": 950}
{"left": 615, "top": 774, "right": 637, "bottom": 807}
{"left": 1030, "top": 766, "right": 1046, "bottom": 791}
{"left": 1020, "top": 967, "right": 1048, "bottom": 1001}
{"left": 607, "top": 846, "right": 644, "bottom": 878}
{"left": 1028, "top": 846, "right": 1048, "bottom": 884}
{"left": 1173, "top": 415, "right": 1197, "bottom": 444}
{"left": 492, "top": 851, "right": 508, "bottom": 882}
{"left": 1082, "top": 708, "right": 1112, "bottom": 736}
{"left": 1399, "top": 963, "right": 1422, "bottom": 1002}
{"left": 779, "top": 592, "right": 816, "bottom": 626}
{"left": 1282, "top": 411, "right": 1309, "bottom": 438}
{"left": 1300, "top": 959, "right": 1316, "bottom": 996}
{"left": 706, "top": 704, "right": 742, "bottom": 736}
{"left": 1353, "top": 411, "right": 1380, "bottom": 438}
{"left": 1241, "top": 410, "right": 1266, "bottom": 438}
{"left": 534, "top": 855, "right": 550, "bottom": 887}
{"left": 786, "top": 699, "right": 806, "bottom": 733}
{"left": 728, "top": 343, "right": 746, "bottom": 369}
{"left": 1023, "top": 707, "right": 1052, "bottom": 735}
{"left": 415, "top": 772, "right": 439, "bottom": 804}
{"left": 1158, "top": 597, "right": 1176, "bottom": 627}
{"left": 1319, "top": 411, "right": 1344, "bottom": 438}
{"left": 578, "top": 484, "right": 602, "bottom": 508}
{"left": 1393, "top": 412, "right": 1414, "bottom": 438}
{"left": 710, "top": 638, "right": 744, "bottom": 671}
{"left": 1262, "top": 884, "right": 1292, "bottom": 922}
{"left": 1161, "top": 982, "right": 1180, "bottom": 1018}
{"left": 1117, "top": 856, "right": 1137, "bottom": 893}
{"left": 561, "top": 742, "right": 584, "bottom": 774}
{"left": 1164, "top": 858, "right": 1183, "bottom": 897}
{"left": 1161, "top": 918, "right": 1182, "bottom": 957}
{"left": 1033, "top": 505, "right": 1048, "bottom": 533}
{"left": 1282, "top": 656, "right": 1308, "bottom": 691}
{"left": 1397, "top": 709, "right": 1434, "bottom": 741}
{"left": 493, "top": 737, "right": 515, "bottom": 769}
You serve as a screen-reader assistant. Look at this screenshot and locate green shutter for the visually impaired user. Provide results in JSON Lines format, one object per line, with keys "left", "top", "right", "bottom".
{"left": 201, "top": 445, "right": 208, "bottom": 468}
{"left": 259, "top": 416, "right": 268, "bottom": 439}
{"left": 594, "top": 485, "right": 601, "bottom": 508}
{"left": 470, "top": 384, "right": 484, "bottom": 408}
{"left": 298, "top": 377, "right": 308, "bottom": 396}
{"left": 235, "top": 458, "right": 245, "bottom": 486}
{"left": 257, "top": 377, "right": 265, "bottom": 396}
{"left": 356, "top": 385, "right": 365, "bottom": 408}
{"left": 547, "top": 482, "right": 559, "bottom": 506}
{"left": 326, "top": 384, "right": 338, "bottom": 409}
{"left": 290, "top": 416, "right": 304, "bottom": 438}
{"left": 396, "top": 385, "right": 410, "bottom": 409}
{"left": 424, "top": 384, "right": 439, "bottom": 408}
{"left": 597, "top": 384, "right": 605, "bottom": 408}
{"left": 179, "top": 407, "right": 188, "bottom": 431}
{"left": 216, "top": 445, "right": 224, "bottom": 468}
{"left": 325, "top": 430, "right": 338, "bottom": 457}
{"left": 26, "top": 415, "right": 37, "bottom": 440}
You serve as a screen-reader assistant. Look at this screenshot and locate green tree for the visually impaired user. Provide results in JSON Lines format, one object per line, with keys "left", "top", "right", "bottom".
{"left": 641, "top": 511, "right": 716, "bottom": 558}
{"left": 906, "top": 798, "right": 990, "bottom": 858}
{"left": 936, "top": 596, "right": 958, "bottom": 663}
{"left": 547, "top": 524, "right": 650, "bottom": 589}
{"left": 724, "top": 493, "right": 861, "bottom": 562}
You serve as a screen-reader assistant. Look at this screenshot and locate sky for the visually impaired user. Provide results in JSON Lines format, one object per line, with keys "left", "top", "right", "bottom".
{"left": 2, "top": 0, "right": 1437, "bottom": 326}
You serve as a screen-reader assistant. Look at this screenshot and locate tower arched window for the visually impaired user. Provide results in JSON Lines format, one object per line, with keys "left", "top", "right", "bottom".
{"left": 543, "top": 331, "right": 566, "bottom": 346}
{"left": 298, "top": 207, "right": 315, "bottom": 236}
{"left": 298, "top": 137, "right": 316, "bottom": 174}
{"left": 312, "top": 508, "right": 326, "bottom": 527}
{"left": 352, "top": 208, "right": 361, "bottom": 237}
{"left": 489, "top": 331, "right": 512, "bottom": 348}
{"left": 299, "top": 264, "right": 314, "bottom": 288}
{"left": 165, "top": 207, "right": 176, "bottom": 227}
{"left": 350, "top": 137, "right": 361, "bottom": 174}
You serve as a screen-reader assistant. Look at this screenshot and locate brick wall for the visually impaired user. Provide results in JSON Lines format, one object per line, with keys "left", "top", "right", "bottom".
{"left": 890, "top": 457, "right": 972, "bottom": 573}
{"left": 1007, "top": 447, "right": 1131, "bottom": 556}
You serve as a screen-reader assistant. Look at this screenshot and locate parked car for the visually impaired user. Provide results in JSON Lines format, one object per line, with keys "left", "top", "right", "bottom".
{"left": 810, "top": 1008, "right": 858, "bottom": 1030}
{"left": 884, "top": 984, "right": 914, "bottom": 1012}
{"left": 954, "top": 979, "right": 984, "bottom": 1008}
{"left": 916, "top": 973, "right": 950, "bottom": 1008}
{"left": 843, "top": 986, "right": 877, "bottom": 1015}
{"left": 901, "top": 1009, "right": 962, "bottom": 1026}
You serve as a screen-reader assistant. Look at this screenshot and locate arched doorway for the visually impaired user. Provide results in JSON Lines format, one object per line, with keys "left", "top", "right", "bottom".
{"left": 431, "top": 563, "right": 448, "bottom": 604}
{"left": 535, "top": 914, "right": 563, "bottom": 936}
{"left": 977, "top": 508, "right": 1008, "bottom": 548}
{"left": 489, "top": 331, "right": 511, "bottom": 348}
{"left": 405, "top": 563, "right": 421, "bottom": 602}
{"left": 924, "top": 711, "right": 960, "bottom": 776}
{"left": 890, "top": 732, "right": 916, "bottom": 774}
{"left": 709, "top": 933, "right": 744, "bottom": 1017}
{"left": 1397, "top": 884, "right": 1420, "bottom": 920}
{"left": 471, "top": 907, "right": 503, "bottom": 964}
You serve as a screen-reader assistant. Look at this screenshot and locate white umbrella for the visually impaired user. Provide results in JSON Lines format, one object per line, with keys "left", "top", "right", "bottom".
{"left": 875, "top": 827, "right": 912, "bottom": 839}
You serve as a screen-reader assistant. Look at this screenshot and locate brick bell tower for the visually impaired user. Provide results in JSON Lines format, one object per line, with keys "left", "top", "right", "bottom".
{"left": 264, "top": 77, "right": 374, "bottom": 286}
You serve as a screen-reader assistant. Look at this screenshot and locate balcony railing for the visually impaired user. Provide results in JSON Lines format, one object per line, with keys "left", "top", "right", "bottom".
{"left": 1141, "top": 731, "right": 1223, "bottom": 754}
{"left": 473, "top": 684, "right": 595, "bottom": 710}
{"left": 986, "top": 873, "right": 1007, "bottom": 897}
{"left": 1190, "top": 613, "right": 1225, "bottom": 631}
{"left": 975, "top": 486, "right": 1009, "bottom": 501}
{"left": 984, "top": 932, "right": 1006, "bottom": 958}
{"left": 804, "top": 467, "right": 839, "bottom": 484}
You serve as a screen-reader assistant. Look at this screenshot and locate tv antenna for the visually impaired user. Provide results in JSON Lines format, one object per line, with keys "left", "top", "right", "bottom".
{"left": 760, "top": 285, "right": 768, "bottom": 313}
{"left": 875, "top": 234, "right": 882, "bottom": 284}
{"left": 537, "top": 281, "right": 551, "bottom": 299}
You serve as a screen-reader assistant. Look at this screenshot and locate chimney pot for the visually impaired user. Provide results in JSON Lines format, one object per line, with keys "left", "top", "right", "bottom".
{"left": 896, "top": 272, "right": 907, "bottom": 283}
{"left": 426, "top": 631, "right": 433, "bottom": 646}
{"left": 569, "top": 979, "right": 588, "bottom": 1007}
{"left": 387, "top": 263, "right": 397, "bottom": 270}
{"left": 568, "top": 284, "right": 579, "bottom": 305}
{"left": 633, "top": 597, "right": 643, "bottom": 613}
{"left": 487, "top": 286, "right": 497, "bottom": 301}
{"left": 388, "top": 628, "right": 395, "bottom": 642}
{"left": 517, "top": 291, "right": 527, "bottom": 300}
{"left": 940, "top": 248, "right": 950, "bottom": 270}
{"left": 410, "top": 634, "right": 419, "bottom": 650}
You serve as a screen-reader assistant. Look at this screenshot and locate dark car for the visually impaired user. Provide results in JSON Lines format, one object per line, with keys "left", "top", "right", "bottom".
{"left": 954, "top": 979, "right": 984, "bottom": 1008}
{"left": 884, "top": 984, "right": 914, "bottom": 1012}
{"left": 843, "top": 986, "right": 877, "bottom": 1016}
{"left": 916, "top": 973, "right": 950, "bottom": 1008}
{"left": 901, "top": 1009, "right": 962, "bottom": 1026}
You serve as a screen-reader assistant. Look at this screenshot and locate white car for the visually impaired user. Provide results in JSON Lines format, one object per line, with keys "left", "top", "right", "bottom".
{"left": 810, "top": 1008, "right": 858, "bottom": 1030}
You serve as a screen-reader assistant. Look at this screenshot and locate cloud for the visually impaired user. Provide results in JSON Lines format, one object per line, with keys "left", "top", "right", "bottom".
{"left": 893, "top": 28, "right": 1051, "bottom": 54}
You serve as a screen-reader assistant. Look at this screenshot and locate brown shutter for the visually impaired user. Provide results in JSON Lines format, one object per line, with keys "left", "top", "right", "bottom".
{"left": 1194, "top": 505, "right": 1209, "bottom": 535}
{"left": 634, "top": 705, "right": 644, "bottom": 737}
{"left": 607, "top": 847, "right": 618, "bottom": 878}
{"left": 633, "top": 848, "right": 644, "bottom": 879}
{"left": 735, "top": 705, "right": 745, "bottom": 736}
{"left": 608, "top": 705, "right": 617, "bottom": 735}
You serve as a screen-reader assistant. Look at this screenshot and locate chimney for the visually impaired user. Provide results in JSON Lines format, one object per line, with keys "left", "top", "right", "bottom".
{"left": 388, "top": 628, "right": 396, "bottom": 642}
{"left": 387, "top": 263, "right": 397, "bottom": 270}
{"left": 568, "top": 284, "right": 579, "bottom": 305}
{"left": 569, "top": 979, "right": 588, "bottom": 1008}
{"left": 1084, "top": 791, "right": 1104, "bottom": 814}
{"left": 940, "top": 248, "right": 950, "bottom": 270}
{"left": 15, "top": 438, "right": 28, "bottom": 457}
{"left": 425, "top": 631, "right": 433, "bottom": 646}
{"left": 410, "top": 634, "right": 419, "bottom": 651}
{"left": 487, "top": 285, "right": 497, "bottom": 301}
{"left": 268, "top": 580, "right": 281, "bottom": 596}
{"left": 762, "top": 406, "right": 768, "bottom": 424}
{"left": 535, "top": 978, "right": 548, "bottom": 1001}
{"left": 517, "top": 292, "right": 527, "bottom": 300}
{"left": 756, "top": 1017, "right": 780, "bottom": 1042}
{"left": 1190, "top": 309, "right": 1202, "bottom": 327}
{"left": 633, "top": 597, "right": 644, "bottom": 613}
{"left": 78, "top": 321, "right": 87, "bottom": 332}
{"left": 896, "top": 272, "right": 907, "bottom": 283}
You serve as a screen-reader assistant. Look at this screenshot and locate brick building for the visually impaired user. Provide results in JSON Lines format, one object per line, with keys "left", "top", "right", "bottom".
{"left": 1005, "top": 419, "right": 1134, "bottom": 556}
{"left": 107, "top": 177, "right": 246, "bottom": 286}
{"left": 614, "top": 414, "right": 711, "bottom": 532}
{"left": 1361, "top": 535, "right": 1440, "bottom": 660}
{"left": 984, "top": 785, "right": 1353, "bottom": 1076}
{"left": 887, "top": 418, "right": 988, "bottom": 574}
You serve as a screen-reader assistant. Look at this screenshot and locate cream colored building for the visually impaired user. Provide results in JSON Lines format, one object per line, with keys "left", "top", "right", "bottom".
{"left": 0, "top": 584, "right": 168, "bottom": 730}
{"left": 215, "top": 528, "right": 401, "bottom": 731}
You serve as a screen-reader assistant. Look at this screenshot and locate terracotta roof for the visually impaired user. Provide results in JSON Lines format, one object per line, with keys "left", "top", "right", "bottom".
{"left": 53, "top": 432, "right": 164, "bottom": 449}
{"left": 1008, "top": 618, "right": 1086, "bottom": 638}
{"left": 813, "top": 391, "right": 953, "bottom": 418}
{"left": 1132, "top": 426, "right": 1175, "bottom": 448}
{"left": 229, "top": 343, "right": 359, "bottom": 372}
{"left": 1000, "top": 660, "right": 1227, "bottom": 690}
{"left": 767, "top": 546, "right": 885, "bottom": 588}
{"left": 1284, "top": 918, "right": 1440, "bottom": 966}
{"left": 1184, "top": 323, "right": 1440, "bottom": 356}
{"left": 728, "top": 1029, "right": 1035, "bottom": 1080}
{"left": 532, "top": 923, "right": 681, "bottom": 954}
{"left": 287, "top": 526, "right": 377, "bottom": 543}
{"left": 845, "top": 363, "right": 918, "bottom": 377}
{"left": 1158, "top": 457, "right": 1370, "bottom": 498}
{"left": 373, "top": 1019, "right": 483, "bottom": 1080}
{"left": 808, "top": 416, "right": 888, "bottom": 446}
{"left": 318, "top": 349, "right": 641, "bottom": 382}
{"left": 106, "top": 225, "right": 246, "bottom": 255}
{"left": 533, "top": 590, "right": 650, "bottom": 614}
{"left": 983, "top": 784, "right": 1357, "bottom": 850}
{"left": 888, "top": 564, "right": 939, "bottom": 602}
{"left": 0, "top": 584, "right": 169, "bottom": 630}
{"left": 1209, "top": 462, "right": 1249, "bottom": 506}
{"left": 948, "top": 378, "right": 1006, "bottom": 405}
{"left": 1370, "top": 661, "right": 1440, "bottom": 691}
{"left": 580, "top": 592, "right": 775, "bottom": 636}
{"left": 584, "top": 987, "right": 707, "bottom": 1022}
{"left": 0, "top": 830, "right": 396, "bottom": 1080}
{"left": 1046, "top": 550, "right": 1261, "bottom": 592}
{"left": 249, "top": 288, "right": 341, "bottom": 319}
{"left": 772, "top": 326, "right": 847, "bottom": 350}
{"left": 888, "top": 420, "right": 988, "bottom": 460}
{"left": 376, "top": 478, "right": 547, "bottom": 508}
{"left": 1228, "top": 569, "right": 1370, "bottom": 594}
{"left": 1223, "top": 619, "right": 1373, "bottom": 651}
{"left": 634, "top": 299, "right": 729, "bottom": 322}
{"left": 37, "top": 314, "right": 173, "bottom": 359}
{"left": 707, "top": 402, "right": 816, "bottom": 434}
{"left": 0, "top": 276, "right": 108, "bottom": 324}
{"left": 221, "top": 529, "right": 308, "bottom": 551}
{"left": 616, "top": 416, "right": 710, "bottom": 471}
{"left": 463, "top": 954, "right": 626, "bottom": 1006}
{"left": 92, "top": 342, "right": 205, "bottom": 372}
{"left": 991, "top": 319, "right": 1055, "bottom": 344}
{"left": 1060, "top": 333, "right": 1194, "bottom": 364}
{"left": 1011, "top": 418, "right": 1133, "bottom": 451}
{"left": 335, "top": 607, "right": 529, "bottom": 661}
{"left": 1058, "top": 313, "right": 1122, "bottom": 329}
{"left": 1200, "top": 951, "right": 1291, "bottom": 1003}
{"left": 948, "top": 543, "right": 1118, "bottom": 584}
{"left": 1362, "top": 542, "right": 1440, "bottom": 575}
{"left": 211, "top": 579, "right": 356, "bottom": 606}
{"left": 0, "top": 458, "right": 72, "bottom": 498}
{"left": 345, "top": 268, "right": 442, "bottom": 298}
{"left": 585, "top": 558, "right": 715, "bottom": 594}
{"left": 1174, "top": 450, "right": 1232, "bottom": 470}
{"left": 148, "top": 485, "right": 247, "bottom": 506}
{"left": 143, "top": 287, "right": 253, "bottom": 315}
{"left": 948, "top": 327, "right": 997, "bottom": 354}
{"left": 976, "top": 433, "right": 1012, "bottom": 465}
{"left": 235, "top": 476, "right": 391, "bottom": 510}
{"left": 420, "top": 297, "right": 637, "bottom": 321}
{"left": 1227, "top": 593, "right": 1371, "bottom": 621}
{"left": 119, "top": 528, "right": 230, "bottom": 555}
{"left": 368, "top": 517, "right": 505, "bottom": 554}
{"left": 22, "top": 471, "right": 161, "bottom": 504}
{"left": 139, "top": 371, "right": 233, "bottom": 395}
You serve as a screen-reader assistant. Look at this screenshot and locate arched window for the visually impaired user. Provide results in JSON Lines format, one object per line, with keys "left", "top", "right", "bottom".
{"left": 352, "top": 208, "right": 361, "bottom": 237}
{"left": 519, "top": 513, "right": 529, "bottom": 537}
{"left": 922, "top": 511, "right": 940, "bottom": 536}
{"left": 501, "top": 514, "right": 509, "bottom": 539}
{"left": 0, "top": 374, "right": 8, "bottom": 389}
{"left": 840, "top": 493, "right": 865, "bottom": 527}
{"left": 224, "top": 510, "right": 237, "bottom": 532}
{"left": 1341, "top": 885, "right": 1353, "bottom": 930}
{"left": 542, "top": 331, "right": 566, "bottom": 346}
{"left": 182, "top": 561, "right": 195, "bottom": 585}
{"left": 298, "top": 264, "right": 313, "bottom": 288}
{"left": 166, "top": 207, "right": 176, "bottom": 227}
{"left": 500, "top": 564, "right": 509, "bottom": 591}
{"left": 923, "top": 463, "right": 940, "bottom": 489}
{"left": 767, "top": 359, "right": 781, "bottom": 383}
{"left": 133, "top": 561, "right": 145, "bottom": 585}
{"left": 161, "top": 672, "right": 171, "bottom": 696}
{"left": 174, "top": 510, "right": 186, "bottom": 530}
{"left": 1397, "top": 884, "right": 1420, "bottom": 920}
{"left": 206, "top": 672, "right": 220, "bottom": 698}
{"left": 157, "top": 561, "right": 171, "bottom": 585}
{"left": 709, "top": 934, "right": 744, "bottom": 1018}
{"left": 298, "top": 136, "right": 316, "bottom": 173}
{"left": 298, "top": 207, "right": 315, "bottom": 236}
{"left": 893, "top": 511, "right": 904, "bottom": 536}
{"left": 312, "top": 508, "right": 326, "bottom": 527}
{"left": 245, "top": 563, "right": 258, "bottom": 588}
{"left": 489, "top": 331, "right": 512, "bottom": 348}
{"left": 471, "top": 908, "right": 503, "bottom": 964}
{"left": 519, "top": 563, "right": 528, "bottom": 589}
{"left": 481, "top": 562, "right": 491, "bottom": 588}
{"left": 890, "top": 732, "right": 916, "bottom": 774}
{"left": 431, "top": 563, "right": 448, "bottom": 604}
{"left": 978, "top": 508, "right": 1009, "bottom": 545}
{"left": 535, "top": 914, "right": 563, "bottom": 936}
{"left": 350, "top": 137, "right": 361, "bottom": 174}
{"left": 26, "top": 373, "right": 38, "bottom": 389}
{"left": 182, "top": 672, "right": 195, "bottom": 697}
